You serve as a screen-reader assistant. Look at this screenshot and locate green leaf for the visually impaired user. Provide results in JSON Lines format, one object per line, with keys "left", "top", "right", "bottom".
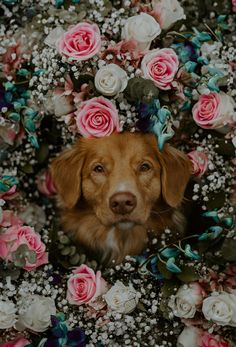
{"left": 206, "top": 191, "right": 226, "bottom": 210}
{"left": 161, "top": 279, "right": 179, "bottom": 298}
{"left": 35, "top": 143, "right": 49, "bottom": 164}
{"left": 157, "top": 261, "right": 173, "bottom": 279}
{"left": 20, "top": 164, "right": 34, "bottom": 174}
{"left": 176, "top": 265, "right": 199, "bottom": 283}
{"left": 221, "top": 239, "right": 236, "bottom": 262}
{"left": 26, "top": 250, "right": 37, "bottom": 264}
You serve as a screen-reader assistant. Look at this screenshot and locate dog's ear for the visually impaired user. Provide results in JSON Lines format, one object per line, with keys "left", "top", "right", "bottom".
{"left": 50, "top": 143, "right": 84, "bottom": 209}
{"left": 158, "top": 144, "right": 191, "bottom": 208}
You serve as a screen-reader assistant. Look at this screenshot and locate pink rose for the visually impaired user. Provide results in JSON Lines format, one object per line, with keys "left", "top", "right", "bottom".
{"left": 36, "top": 169, "right": 57, "bottom": 197}
{"left": 67, "top": 264, "right": 108, "bottom": 305}
{"left": 2, "top": 42, "right": 22, "bottom": 77}
{"left": 0, "top": 123, "right": 25, "bottom": 146}
{"left": 187, "top": 151, "right": 208, "bottom": 177}
{"left": 0, "top": 210, "right": 23, "bottom": 228}
{"left": 0, "top": 225, "right": 48, "bottom": 271}
{"left": 199, "top": 332, "right": 229, "bottom": 347}
{"left": 75, "top": 96, "right": 120, "bottom": 137}
{"left": 141, "top": 48, "right": 179, "bottom": 90}
{"left": 57, "top": 22, "right": 101, "bottom": 63}
{"left": 0, "top": 185, "right": 18, "bottom": 201}
{"left": 0, "top": 337, "right": 31, "bottom": 347}
{"left": 233, "top": 0, "right": 236, "bottom": 7}
{"left": 192, "top": 92, "right": 235, "bottom": 129}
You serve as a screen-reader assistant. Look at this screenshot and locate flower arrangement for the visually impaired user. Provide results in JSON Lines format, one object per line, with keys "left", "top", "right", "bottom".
{"left": 0, "top": 0, "right": 235, "bottom": 346}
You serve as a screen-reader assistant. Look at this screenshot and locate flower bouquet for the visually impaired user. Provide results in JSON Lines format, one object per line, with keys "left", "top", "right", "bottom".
{"left": 0, "top": 0, "right": 235, "bottom": 346}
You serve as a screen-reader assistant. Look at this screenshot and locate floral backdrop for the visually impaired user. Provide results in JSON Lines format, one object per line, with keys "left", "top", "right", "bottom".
{"left": 0, "top": 0, "right": 235, "bottom": 346}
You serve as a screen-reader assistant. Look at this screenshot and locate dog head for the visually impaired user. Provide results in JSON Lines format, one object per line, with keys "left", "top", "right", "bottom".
{"left": 51, "top": 132, "right": 191, "bottom": 229}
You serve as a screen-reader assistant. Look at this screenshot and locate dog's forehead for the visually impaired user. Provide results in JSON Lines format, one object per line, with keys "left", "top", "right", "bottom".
{"left": 80, "top": 132, "right": 158, "bottom": 159}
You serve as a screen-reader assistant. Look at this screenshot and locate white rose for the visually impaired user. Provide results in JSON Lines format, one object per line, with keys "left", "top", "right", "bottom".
{"left": 0, "top": 299, "right": 17, "bottom": 329}
{"left": 177, "top": 327, "right": 200, "bottom": 347}
{"left": 152, "top": 0, "right": 186, "bottom": 30}
{"left": 168, "top": 283, "right": 204, "bottom": 319}
{"left": 95, "top": 64, "right": 128, "bottom": 96}
{"left": 52, "top": 93, "right": 75, "bottom": 118}
{"left": 104, "top": 280, "right": 139, "bottom": 314}
{"left": 202, "top": 292, "right": 236, "bottom": 327}
{"left": 122, "top": 13, "right": 161, "bottom": 51}
{"left": 200, "top": 42, "right": 223, "bottom": 60}
{"left": 17, "top": 295, "right": 56, "bottom": 332}
{"left": 218, "top": 92, "right": 236, "bottom": 124}
{"left": 44, "top": 27, "right": 65, "bottom": 48}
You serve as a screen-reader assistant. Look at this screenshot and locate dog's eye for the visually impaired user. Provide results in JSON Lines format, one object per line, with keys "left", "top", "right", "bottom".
{"left": 139, "top": 163, "right": 152, "bottom": 172}
{"left": 93, "top": 164, "right": 104, "bottom": 173}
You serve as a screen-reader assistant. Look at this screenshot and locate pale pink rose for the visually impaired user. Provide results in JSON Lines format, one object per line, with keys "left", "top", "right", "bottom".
{"left": 0, "top": 225, "right": 48, "bottom": 271}
{"left": 0, "top": 123, "right": 25, "bottom": 146}
{"left": 192, "top": 92, "right": 235, "bottom": 129}
{"left": 75, "top": 96, "right": 120, "bottom": 137}
{"left": 0, "top": 210, "right": 23, "bottom": 228}
{"left": 0, "top": 337, "right": 31, "bottom": 347}
{"left": 141, "top": 48, "right": 179, "bottom": 90}
{"left": 151, "top": 0, "right": 186, "bottom": 30}
{"left": 199, "top": 332, "right": 229, "bottom": 347}
{"left": 187, "top": 151, "right": 208, "bottom": 177}
{"left": 36, "top": 169, "right": 57, "bottom": 197}
{"left": 0, "top": 185, "right": 18, "bottom": 200}
{"left": 67, "top": 264, "right": 108, "bottom": 305}
{"left": 57, "top": 22, "right": 101, "bottom": 63}
{"left": 2, "top": 42, "right": 22, "bottom": 77}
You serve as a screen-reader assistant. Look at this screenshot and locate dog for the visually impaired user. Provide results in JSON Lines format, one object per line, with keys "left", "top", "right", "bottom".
{"left": 50, "top": 132, "right": 191, "bottom": 265}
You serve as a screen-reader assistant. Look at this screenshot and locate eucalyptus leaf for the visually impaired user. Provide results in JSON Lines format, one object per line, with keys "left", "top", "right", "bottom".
{"left": 176, "top": 266, "right": 199, "bottom": 283}
{"left": 221, "top": 239, "right": 236, "bottom": 262}
{"left": 35, "top": 143, "right": 49, "bottom": 164}
{"left": 157, "top": 261, "right": 173, "bottom": 279}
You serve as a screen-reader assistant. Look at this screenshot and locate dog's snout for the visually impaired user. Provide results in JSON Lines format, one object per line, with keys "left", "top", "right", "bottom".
{"left": 109, "top": 192, "right": 137, "bottom": 215}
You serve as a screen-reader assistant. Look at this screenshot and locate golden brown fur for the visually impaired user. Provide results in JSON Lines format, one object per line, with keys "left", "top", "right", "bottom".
{"left": 50, "top": 132, "right": 191, "bottom": 265}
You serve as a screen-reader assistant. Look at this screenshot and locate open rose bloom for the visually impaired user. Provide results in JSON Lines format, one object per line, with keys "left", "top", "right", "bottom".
{"left": 75, "top": 96, "right": 121, "bottom": 137}
{"left": 57, "top": 22, "right": 101, "bottom": 63}
{"left": 67, "top": 264, "right": 108, "bottom": 305}
{"left": 192, "top": 92, "right": 235, "bottom": 129}
{"left": 0, "top": 337, "right": 31, "bottom": 347}
{"left": 187, "top": 150, "right": 208, "bottom": 177}
{"left": 141, "top": 48, "right": 179, "bottom": 90}
{"left": 0, "top": 225, "right": 48, "bottom": 270}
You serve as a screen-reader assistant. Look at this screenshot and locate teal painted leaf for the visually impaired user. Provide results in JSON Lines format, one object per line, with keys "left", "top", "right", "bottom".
{"left": 0, "top": 176, "right": 18, "bottom": 192}
{"left": 181, "top": 100, "right": 191, "bottom": 111}
{"left": 160, "top": 248, "right": 180, "bottom": 259}
{"left": 198, "top": 232, "right": 209, "bottom": 241}
{"left": 185, "top": 61, "right": 197, "bottom": 73}
{"left": 166, "top": 257, "right": 182, "bottom": 273}
{"left": 184, "top": 244, "right": 201, "bottom": 260}
{"left": 24, "top": 119, "right": 36, "bottom": 132}
{"left": 197, "top": 56, "right": 209, "bottom": 65}
{"left": 208, "top": 226, "right": 223, "bottom": 239}
{"left": 191, "top": 37, "right": 201, "bottom": 48}
{"left": 222, "top": 217, "right": 234, "bottom": 228}
{"left": 197, "top": 32, "right": 211, "bottom": 41}
{"left": 217, "top": 15, "right": 227, "bottom": 23}
{"left": 4, "top": 81, "right": 14, "bottom": 91}
{"left": 202, "top": 210, "right": 220, "bottom": 223}
{"left": 208, "top": 76, "right": 220, "bottom": 92}
{"left": 17, "top": 69, "right": 30, "bottom": 77}
{"left": 28, "top": 134, "right": 39, "bottom": 148}
{"left": 8, "top": 112, "right": 20, "bottom": 122}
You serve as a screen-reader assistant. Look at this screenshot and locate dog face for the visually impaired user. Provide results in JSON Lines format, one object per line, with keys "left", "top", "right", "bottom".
{"left": 51, "top": 132, "right": 191, "bottom": 231}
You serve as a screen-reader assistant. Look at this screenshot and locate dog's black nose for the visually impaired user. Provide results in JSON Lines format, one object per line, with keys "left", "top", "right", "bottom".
{"left": 109, "top": 192, "right": 137, "bottom": 215}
